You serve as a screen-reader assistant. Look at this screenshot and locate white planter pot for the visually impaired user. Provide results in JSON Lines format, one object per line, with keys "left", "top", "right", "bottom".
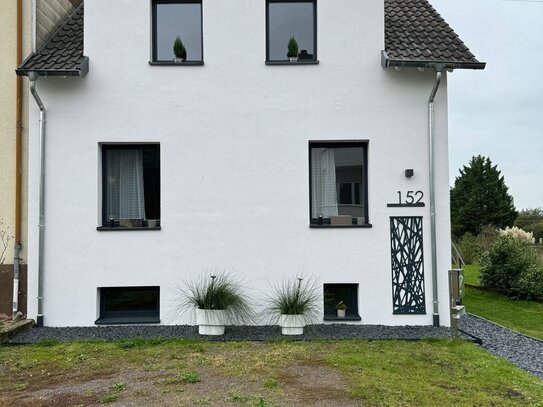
{"left": 279, "top": 314, "right": 305, "bottom": 335}
{"left": 337, "top": 309, "right": 346, "bottom": 318}
{"left": 196, "top": 309, "right": 227, "bottom": 335}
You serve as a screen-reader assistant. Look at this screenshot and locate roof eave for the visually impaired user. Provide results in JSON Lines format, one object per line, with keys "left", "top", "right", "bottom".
{"left": 15, "top": 56, "right": 89, "bottom": 78}
{"left": 381, "top": 50, "right": 486, "bottom": 71}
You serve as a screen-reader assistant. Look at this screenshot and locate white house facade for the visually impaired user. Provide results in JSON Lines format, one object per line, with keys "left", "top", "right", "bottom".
{"left": 17, "top": 0, "right": 484, "bottom": 328}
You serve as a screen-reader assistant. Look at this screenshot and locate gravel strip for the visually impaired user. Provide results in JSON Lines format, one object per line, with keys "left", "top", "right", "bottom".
{"left": 7, "top": 323, "right": 452, "bottom": 344}
{"left": 459, "top": 313, "right": 543, "bottom": 379}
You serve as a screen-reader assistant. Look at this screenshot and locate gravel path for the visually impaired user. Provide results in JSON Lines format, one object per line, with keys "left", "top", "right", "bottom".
{"left": 459, "top": 313, "right": 543, "bottom": 379}
{"left": 7, "top": 315, "right": 543, "bottom": 380}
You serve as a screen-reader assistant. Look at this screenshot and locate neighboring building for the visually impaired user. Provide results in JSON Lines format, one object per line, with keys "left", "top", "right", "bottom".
{"left": 17, "top": 0, "right": 484, "bottom": 327}
{"left": 0, "top": 0, "right": 32, "bottom": 317}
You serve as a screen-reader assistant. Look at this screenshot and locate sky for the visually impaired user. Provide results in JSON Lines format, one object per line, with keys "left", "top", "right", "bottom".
{"left": 430, "top": 0, "right": 543, "bottom": 210}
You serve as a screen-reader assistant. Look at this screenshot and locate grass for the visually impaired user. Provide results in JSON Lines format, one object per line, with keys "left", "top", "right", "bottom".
{"left": 462, "top": 264, "right": 543, "bottom": 340}
{"left": 0, "top": 338, "right": 541, "bottom": 406}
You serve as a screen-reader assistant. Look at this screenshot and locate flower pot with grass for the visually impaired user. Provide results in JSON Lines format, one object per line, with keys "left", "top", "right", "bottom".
{"left": 266, "top": 277, "right": 319, "bottom": 335}
{"left": 335, "top": 301, "right": 347, "bottom": 318}
{"left": 173, "top": 35, "right": 187, "bottom": 62}
{"left": 181, "top": 272, "right": 252, "bottom": 335}
{"left": 287, "top": 36, "right": 299, "bottom": 62}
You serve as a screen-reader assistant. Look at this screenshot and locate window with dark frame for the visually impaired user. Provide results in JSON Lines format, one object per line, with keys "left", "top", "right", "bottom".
{"left": 101, "top": 144, "right": 160, "bottom": 229}
{"left": 96, "top": 286, "right": 160, "bottom": 324}
{"left": 309, "top": 142, "right": 368, "bottom": 226}
{"left": 323, "top": 283, "right": 360, "bottom": 321}
{"left": 152, "top": 0, "right": 203, "bottom": 63}
{"left": 266, "top": 0, "right": 317, "bottom": 63}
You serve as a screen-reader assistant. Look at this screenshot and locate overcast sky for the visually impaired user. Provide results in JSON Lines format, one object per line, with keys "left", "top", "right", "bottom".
{"left": 430, "top": 0, "right": 543, "bottom": 210}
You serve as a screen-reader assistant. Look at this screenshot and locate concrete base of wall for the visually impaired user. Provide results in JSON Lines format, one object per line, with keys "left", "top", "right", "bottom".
{"left": 0, "top": 264, "right": 27, "bottom": 317}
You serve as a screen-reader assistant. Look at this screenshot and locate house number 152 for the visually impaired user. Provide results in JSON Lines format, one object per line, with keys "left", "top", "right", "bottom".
{"left": 397, "top": 190, "right": 424, "bottom": 205}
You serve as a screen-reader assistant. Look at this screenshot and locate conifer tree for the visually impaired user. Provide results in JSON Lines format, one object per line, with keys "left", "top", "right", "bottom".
{"left": 450, "top": 155, "right": 518, "bottom": 239}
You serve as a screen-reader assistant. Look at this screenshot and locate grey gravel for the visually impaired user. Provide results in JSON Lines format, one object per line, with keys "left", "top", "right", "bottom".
{"left": 7, "top": 315, "right": 543, "bottom": 380}
{"left": 459, "top": 313, "right": 543, "bottom": 379}
{"left": 8, "top": 323, "right": 451, "bottom": 344}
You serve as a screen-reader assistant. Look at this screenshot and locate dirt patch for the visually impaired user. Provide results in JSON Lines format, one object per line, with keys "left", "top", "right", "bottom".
{"left": 279, "top": 364, "right": 363, "bottom": 407}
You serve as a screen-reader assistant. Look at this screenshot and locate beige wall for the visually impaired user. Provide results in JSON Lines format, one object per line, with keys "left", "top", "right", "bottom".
{"left": 0, "top": 1, "right": 31, "bottom": 266}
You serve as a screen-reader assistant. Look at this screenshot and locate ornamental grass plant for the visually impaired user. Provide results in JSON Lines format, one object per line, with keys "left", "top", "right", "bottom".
{"left": 265, "top": 276, "right": 320, "bottom": 324}
{"left": 180, "top": 270, "right": 253, "bottom": 325}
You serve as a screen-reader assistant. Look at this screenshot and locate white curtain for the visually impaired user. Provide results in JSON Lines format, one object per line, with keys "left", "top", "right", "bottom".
{"left": 106, "top": 149, "right": 146, "bottom": 220}
{"left": 311, "top": 148, "right": 338, "bottom": 218}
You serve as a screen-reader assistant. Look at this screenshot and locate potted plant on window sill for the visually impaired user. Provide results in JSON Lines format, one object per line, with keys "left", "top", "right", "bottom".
{"left": 173, "top": 35, "right": 187, "bottom": 63}
{"left": 335, "top": 301, "right": 347, "bottom": 318}
{"left": 287, "top": 35, "right": 299, "bottom": 62}
{"left": 180, "top": 271, "right": 252, "bottom": 335}
{"left": 266, "top": 276, "right": 319, "bottom": 335}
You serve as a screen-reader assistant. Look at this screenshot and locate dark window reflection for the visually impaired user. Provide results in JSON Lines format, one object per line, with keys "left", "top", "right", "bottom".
{"left": 103, "top": 287, "right": 159, "bottom": 313}
{"left": 268, "top": 1, "right": 315, "bottom": 61}
{"left": 155, "top": 1, "right": 202, "bottom": 61}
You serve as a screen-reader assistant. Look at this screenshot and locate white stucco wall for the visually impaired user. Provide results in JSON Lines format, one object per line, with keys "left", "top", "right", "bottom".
{"left": 27, "top": 0, "right": 453, "bottom": 327}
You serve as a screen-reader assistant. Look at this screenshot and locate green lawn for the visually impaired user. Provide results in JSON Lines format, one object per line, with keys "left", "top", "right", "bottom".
{"left": 462, "top": 264, "right": 543, "bottom": 340}
{"left": 0, "top": 338, "right": 541, "bottom": 406}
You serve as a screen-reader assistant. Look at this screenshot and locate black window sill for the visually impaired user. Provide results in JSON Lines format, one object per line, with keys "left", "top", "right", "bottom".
{"left": 310, "top": 223, "right": 372, "bottom": 229}
{"left": 95, "top": 316, "right": 160, "bottom": 325}
{"left": 324, "top": 314, "right": 362, "bottom": 321}
{"left": 265, "top": 60, "right": 319, "bottom": 65}
{"left": 149, "top": 61, "right": 204, "bottom": 66}
{"left": 97, "top": 226, "right": 161, "bottom": 231}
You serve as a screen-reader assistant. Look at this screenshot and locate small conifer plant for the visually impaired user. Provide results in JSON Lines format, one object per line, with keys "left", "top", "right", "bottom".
{"left": 173, "top": 36, "right": 187, "bottom": 61}
{"left": 287, "top": 36, "right": 299, "bottom": 59}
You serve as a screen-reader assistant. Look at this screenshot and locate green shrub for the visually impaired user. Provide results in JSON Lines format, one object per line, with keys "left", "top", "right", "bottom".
{"left": 516, "top": 263, "right": 543, "bottom": 299}
{"left": 456, "top": 226, "right": 499, "bottom": 264}
{"left": 479, "top": 235, "right": 540, "bottom": 297}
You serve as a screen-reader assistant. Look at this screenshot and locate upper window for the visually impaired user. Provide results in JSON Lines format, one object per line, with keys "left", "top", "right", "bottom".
{"left": 266, "top": 0, "right": 317, "bottom": 63}
{"left": 152, "top": 0, "right": 203, "bottom": 63}
{"left": 309, "top": 142, "right": 368, "bottom": 226}
{"left": 101, "top": 144, "right": 160, "bottom": 229}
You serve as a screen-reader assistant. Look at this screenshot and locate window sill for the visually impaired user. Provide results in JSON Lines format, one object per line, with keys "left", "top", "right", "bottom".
{"left": 323, "top": 314, "right": 361, "bottom": 321}
{"left": 310, "top": 223, "right": 372, "bottom": 229}
{"left": 265, "top": 60, "right": 319, "bottom": 65}
{"left": 97, "top": 226, "right": 161, "bottom": 231}
{"left": 95, "top": 316, "right": 160, "bottom": 325}
{"left": 149, "top": 61, "right": 204, "bottom": 66}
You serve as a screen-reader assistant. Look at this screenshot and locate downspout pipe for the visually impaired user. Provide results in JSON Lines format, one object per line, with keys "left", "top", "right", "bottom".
{"left": 13, "top": 0, "right": 23, "bottom": 320}
{"left": 428, "top": 67, "right": 443, "bottom": 327}
{"left": 28, "top": 71, "right": 45, "bottom": 327}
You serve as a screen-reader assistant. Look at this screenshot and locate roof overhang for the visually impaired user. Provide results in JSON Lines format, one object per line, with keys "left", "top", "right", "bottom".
{"left": 381, "top": 50, "right": 486, "bottom": 71}
{"left": 16, "top": 56, "right": 89, "bottom": 78}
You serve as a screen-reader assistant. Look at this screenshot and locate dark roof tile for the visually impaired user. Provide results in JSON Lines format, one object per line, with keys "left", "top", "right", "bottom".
{"left": 384, "top": 0, "right": 485, "bottom": 69}
{"left": 16, "top": 3, "right": 88, "bottom": 77}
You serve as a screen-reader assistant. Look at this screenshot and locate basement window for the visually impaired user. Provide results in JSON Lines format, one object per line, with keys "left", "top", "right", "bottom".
{"left": 323, "top": 283, "right": 360, "bottom": 321}
{"left": 96, "top": 286, "right": 160, "bottom": 324}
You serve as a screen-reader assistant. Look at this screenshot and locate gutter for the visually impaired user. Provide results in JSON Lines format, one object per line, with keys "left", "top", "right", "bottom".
{"left": 428, "top": 67, "right": 443, "bottom": 327}
{"left": 380, "top": 50, "right": 486, "bottom": 71}
{"left": 28, "top": 71, "right": 46, "bottom": 327}
{"left": 13, "top": 0, "right": 23, "bottom": 320}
